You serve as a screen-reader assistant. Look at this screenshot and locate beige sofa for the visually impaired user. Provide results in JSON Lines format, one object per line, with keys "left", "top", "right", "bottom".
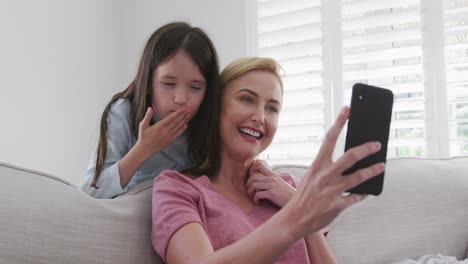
{"left": 1, "top": 157, "right": 468, "bottom": 264}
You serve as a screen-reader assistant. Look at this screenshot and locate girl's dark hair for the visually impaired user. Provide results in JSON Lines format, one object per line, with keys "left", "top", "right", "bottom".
{"left": 186, "top": 57, "right": 283, "bottom": 179}
{"left": 91, "top": 22, "right": 219, "bottom": 188}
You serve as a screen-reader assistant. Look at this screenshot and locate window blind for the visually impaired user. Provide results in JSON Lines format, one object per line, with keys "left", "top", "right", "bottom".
{"left": 255, "top": 0, "right": 468, "bottom": 164}
{"left": 341, "top": 0, "right": 425, "bottom": 158}
{"left": 444, "top": 0, "right": 468, "bottom": 156}
{"left": 257, "top": 0, "right": 324, "bottom": 165}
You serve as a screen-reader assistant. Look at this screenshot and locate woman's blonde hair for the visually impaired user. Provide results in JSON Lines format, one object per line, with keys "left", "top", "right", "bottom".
{"left": 219, "top": 57, "right": 283, "bottom": 93}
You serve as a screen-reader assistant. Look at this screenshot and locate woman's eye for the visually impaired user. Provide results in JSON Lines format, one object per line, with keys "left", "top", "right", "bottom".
{"left": 191, "top": 86, "right": 201, "bottom": 90}
{"left": 267, "top": 106, "right": 279, "bottom": 113}
{"left": 162, "top": 82, "right": 175, "bottom": 87}
{"left": 241, "top": 97, "right": 254, "bottom": 103}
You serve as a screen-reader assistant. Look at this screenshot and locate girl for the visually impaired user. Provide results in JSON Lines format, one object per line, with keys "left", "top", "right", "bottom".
{"left": 80, "top": 22, "right": 219, "bottom": 198}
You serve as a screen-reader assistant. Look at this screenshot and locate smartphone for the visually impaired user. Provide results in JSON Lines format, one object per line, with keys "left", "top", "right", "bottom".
{"left": 342, "top": 83, "right": 394, "bottom": 195}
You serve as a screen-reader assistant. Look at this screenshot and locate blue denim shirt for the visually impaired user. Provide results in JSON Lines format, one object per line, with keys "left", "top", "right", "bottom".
{"left": 80, "top": 98, "right": 194, "bottom": 198}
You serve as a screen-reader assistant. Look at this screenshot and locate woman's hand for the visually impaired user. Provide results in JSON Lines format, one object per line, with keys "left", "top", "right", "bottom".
{"left": 136, "top": 107, "right": 192, "bottom": 159}
{"left": 280, "top": 106, "right": 385, "bottom": 240}
{"left": 246, "top": 160, "right": 296, "bottom": 207}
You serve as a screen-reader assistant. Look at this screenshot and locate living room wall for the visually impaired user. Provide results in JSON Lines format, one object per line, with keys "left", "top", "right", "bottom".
{"left": 0, "top": 0, "right": 249, "bottom": 185}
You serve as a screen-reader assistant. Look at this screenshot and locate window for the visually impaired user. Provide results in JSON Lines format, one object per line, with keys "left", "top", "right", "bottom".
{"left": 444, "top": 0, "right": 468, "bottom": 156}
{"left": 254, "top": 0, "right": 468, "bottom": 164}
{"left": 256, "top": 0, "right": 324, "bottom": 165}
{"left": 342, "top": 0, "right": 424, "bottom": 158}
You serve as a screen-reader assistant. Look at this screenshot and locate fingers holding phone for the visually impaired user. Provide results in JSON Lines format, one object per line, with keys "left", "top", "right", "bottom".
{"left": 277, "top": 98, "right": 393, "bottom": 241}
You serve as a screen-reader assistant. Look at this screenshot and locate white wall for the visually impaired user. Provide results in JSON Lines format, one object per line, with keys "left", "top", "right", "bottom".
{"left": 120, "top": 0, "right": 249, "bottom": 84}
{"left": 0, "top": 0, "right": 248, "bottom": 185}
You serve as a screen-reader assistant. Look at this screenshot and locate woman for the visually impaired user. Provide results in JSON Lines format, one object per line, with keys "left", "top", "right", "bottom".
{"left": 80, "top": 22, "right": 219, "bottom": 198}
{"left": 152, "top": 57, "right": 384, "bottom": 263}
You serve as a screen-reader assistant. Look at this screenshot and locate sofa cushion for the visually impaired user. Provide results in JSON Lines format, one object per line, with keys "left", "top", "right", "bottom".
{"left": 274, "top": 157, "right": 468, "bottom": 264}
{"left": 0, "top": 162, "right": 162, "bottom": 264}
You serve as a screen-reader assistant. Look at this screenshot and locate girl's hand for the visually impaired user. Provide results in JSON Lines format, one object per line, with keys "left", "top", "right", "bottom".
{"left": 246, "top": 160, "right": 296, "bottom": 207}
{"left": 137, "top": 107, "right": 191, "bottom": 158}
{"left": 280, "top": 106, "right": 385, "bottom": 240}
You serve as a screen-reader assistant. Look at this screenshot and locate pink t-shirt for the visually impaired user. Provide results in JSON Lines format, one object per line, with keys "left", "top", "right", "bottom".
{"left": 151, "top": 170, "right": 320, "bottom": 263}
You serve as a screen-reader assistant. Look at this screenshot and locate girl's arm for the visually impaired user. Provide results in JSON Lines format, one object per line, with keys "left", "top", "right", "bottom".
{"left": 81, "top": 104, "right": 191, "bottom": 198}
{"left": 117, "top": 141, "right": 152, "bottom": 188}
{"left": 80, "top": 101, "right": 134, "bottom": 198}
{"left": 118, "top": 107, "right": 190, "bottom": 188}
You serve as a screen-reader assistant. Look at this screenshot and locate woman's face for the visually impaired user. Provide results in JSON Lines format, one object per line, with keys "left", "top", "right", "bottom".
{"left": 151, "top": 50, "right": 206, "bottom": 119}
{"left": 220, "top": 70, "right": 282, "bottom": 161}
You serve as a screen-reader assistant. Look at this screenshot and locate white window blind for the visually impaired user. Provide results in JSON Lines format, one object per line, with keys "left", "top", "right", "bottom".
{"left": 255, "top": 0, "right": 468, "bottom": 164}
{"left": 257, "top": 0, "right": 324, "bottom": 165}
{"left": 444, "top": 0, "right": 468, "bottom": 156}
{"left": 341, "top": 0, "right": 425, "bottom": 158}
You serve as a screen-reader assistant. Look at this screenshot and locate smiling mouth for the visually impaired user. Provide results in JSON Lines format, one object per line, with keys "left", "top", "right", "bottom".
{"left": 239, "top": 127, "right": 264, "bottom": 139}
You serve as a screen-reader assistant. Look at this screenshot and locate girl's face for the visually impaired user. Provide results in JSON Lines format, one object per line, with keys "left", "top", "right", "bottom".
{"left": 151, "top": 50, "right": 206, "bottom": 119}
{"left": 219, "top": 70, "right": 282, "bottom": 161}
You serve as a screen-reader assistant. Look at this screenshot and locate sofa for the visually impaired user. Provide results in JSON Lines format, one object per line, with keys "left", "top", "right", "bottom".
{"left": 1, "top": 157, "right": 468, "bottom": 264}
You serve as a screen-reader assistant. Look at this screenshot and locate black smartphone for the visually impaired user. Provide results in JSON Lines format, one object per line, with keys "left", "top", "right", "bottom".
{"left": 342, "top": 83, "right": 394, "bottom": 195}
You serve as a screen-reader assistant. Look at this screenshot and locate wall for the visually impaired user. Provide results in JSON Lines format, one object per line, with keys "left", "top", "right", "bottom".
{"left": 120, "top": 0, "right": 249, "bottom": 84}
{"left": 0, "top": 0, "right": 248, "bottom": 184}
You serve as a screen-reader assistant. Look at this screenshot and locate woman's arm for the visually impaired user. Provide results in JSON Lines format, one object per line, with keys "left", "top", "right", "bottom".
{"left": 166, "top": 211, "right": 298, "bottom": 264}
{"left": 163, "top": 107, "right": 385, "bottom": 263}
{"left": 247, "top": 163, "right": 336, "bottom": 263}
{"left": 305, "top": 232, "right": 337, "bottom": 264}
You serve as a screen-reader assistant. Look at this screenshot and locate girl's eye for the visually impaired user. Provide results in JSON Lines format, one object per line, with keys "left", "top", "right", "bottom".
{"left": 191, "top": 86, "right": 201, "bottom": 90}
{"left": 162, "top": 82, "right": 175, "bottom": 87}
